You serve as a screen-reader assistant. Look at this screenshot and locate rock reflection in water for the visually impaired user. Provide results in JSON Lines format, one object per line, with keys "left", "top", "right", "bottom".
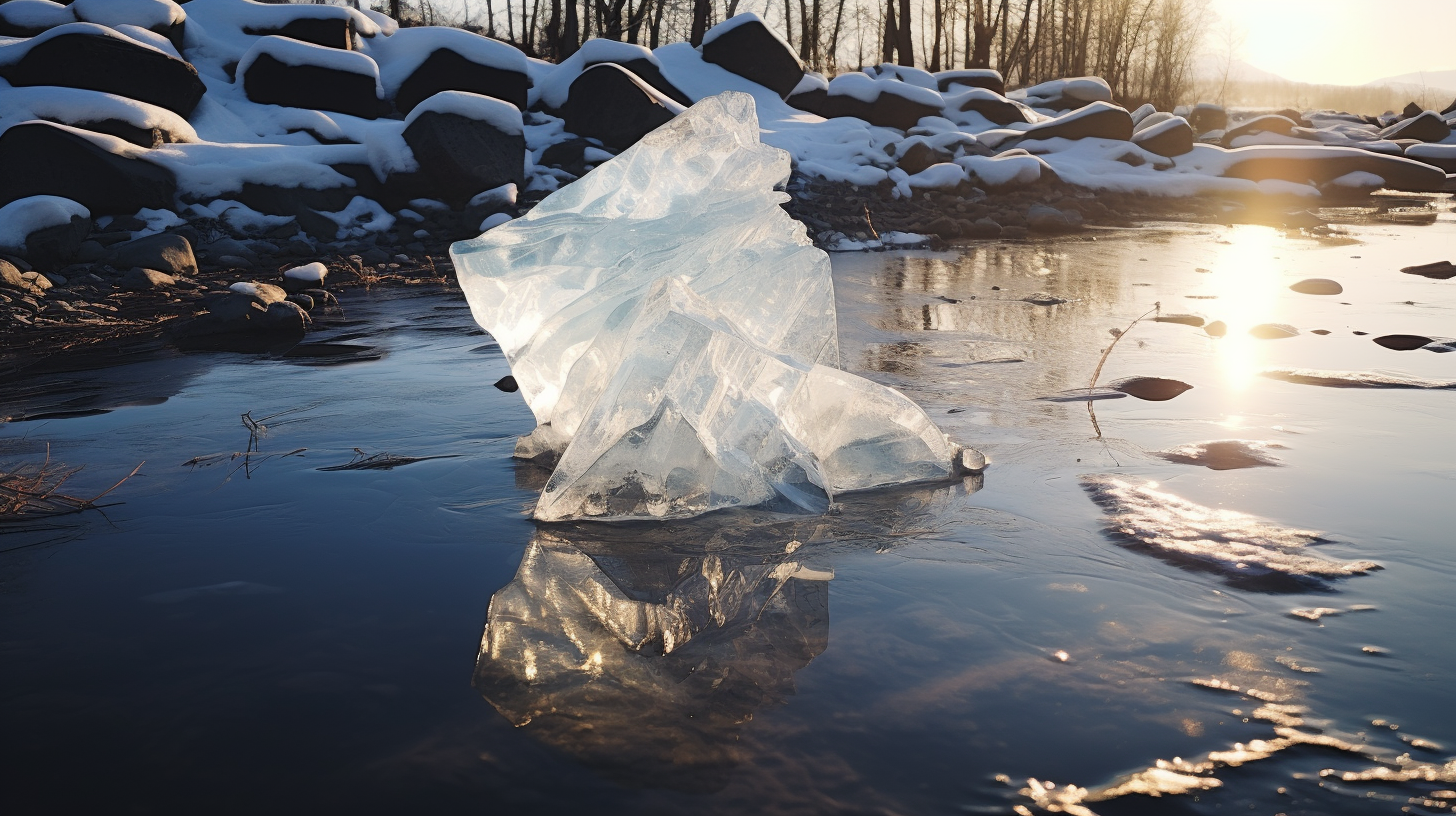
{"left": 473, "top": 476, "right": 980, "bottom": 792}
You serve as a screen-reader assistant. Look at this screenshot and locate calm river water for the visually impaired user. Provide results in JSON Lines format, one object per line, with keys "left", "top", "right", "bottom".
{"left": 3, "top": 204, "right": 1455, "bottom": 815}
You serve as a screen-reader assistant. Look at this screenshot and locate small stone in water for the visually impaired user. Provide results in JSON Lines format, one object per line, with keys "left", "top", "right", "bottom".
{"left": 1374, "top": 334, "right": 1434, "bottom": 351}
{"left": 1290, "top": 278, "right": 1343, "bottom": 295}
{"left": 1310, "top": 329, "right": 1331, "bottom": 335}
{"left": 958, "top": 448, "right": 988, "bottom": 473}
{"left": 1154, "top": 313, "right": 1205, "bottom": 327}
{"left": 493, "top": 375, "right": 519, "bottom": 393}
{"left": 1204, "top": 320, "right": 1227, "bottom": 337}
{"left": 1110, "top": 376, "right": 1194, "bottom": 401}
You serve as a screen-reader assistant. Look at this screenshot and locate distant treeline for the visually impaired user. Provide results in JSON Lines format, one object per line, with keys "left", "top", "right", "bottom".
{"left": 1194, "top": 78, "right": 1456, "bottom": 117}
{"left": 299, "top": 1, "right": 1450, "bottom": 114}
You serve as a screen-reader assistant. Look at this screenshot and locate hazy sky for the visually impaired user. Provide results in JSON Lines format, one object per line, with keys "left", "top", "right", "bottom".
{"left": 1206, "top": 0, "right": 1456, "bottom": 85}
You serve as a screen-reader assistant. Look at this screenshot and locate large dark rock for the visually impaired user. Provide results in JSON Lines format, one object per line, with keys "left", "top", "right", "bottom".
{"left": 1188, "top": 103, "right": 1227, "bottom": 134}
{"left": 786, "top": 87, "right": 829, "bottom": 117}
{"left": 395, "top": 47, "right": 530, "bottom": 113}
{"left": 603, "top": 57, "right": 693, "bottom": 108}
{"left": 1223, "top": 114, "right": 1299, "bottom": 144}
{"left": 20, "top": 215, "right": 91, "bottom": 272}
{"left": 700, "top": 16, "right": 804, "bottom": 98}
{"left": 1132, "top": 117, "right": 1194, "bottom": 157}
{"left": 403, "top": 109, "right": 526, "bottom": 210}
{"left": 0, "top": 122, "right": 176, "bottom": 215}
{"left": 241, "top": 49, "right": 389, "bottom": 120}
{"left": 1220, "top": 146, "right": 1447, "bottom": 193}
{"left": 1017, "top": 101, "right": 1133, "bottom": 144}
{"left": 0, "top": 29, "right": 206, "bottom": 117}
{"left": 821, "top": 82, "right": 942, "bottom": 131}
{"left": 1405, "top": 145, "right": 1456, "bottom": 173}
{"left": 243, "top": 17, "right": 353, "bottom": 51}
{"left": 936, "top": 69, "right": 1005, "bottom": 96}
{"left": 953, "top": 89, "right": 1032, "bottom": 126}
{"left": 1379, "top": 111, "right": 1451, "bottom": 143}
{"left": 104, "top": 233, "right": 198, "bottom": 278}
{"left": 559, "top": 63, "right": 679, "bottom": 152}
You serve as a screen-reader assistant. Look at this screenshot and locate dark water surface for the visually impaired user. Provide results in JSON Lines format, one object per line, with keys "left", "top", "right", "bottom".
{"left": 3, "top": 210, "right": 1455, "bottom": 815}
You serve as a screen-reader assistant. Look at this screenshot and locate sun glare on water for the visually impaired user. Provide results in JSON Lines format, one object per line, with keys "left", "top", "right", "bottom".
{"left": 1208, "top": 226, "right": 1283, "bottom": 391}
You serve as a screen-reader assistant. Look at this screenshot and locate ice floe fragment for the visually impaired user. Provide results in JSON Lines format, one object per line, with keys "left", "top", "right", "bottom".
{"left": 451, "top": 92, "right": 956, "bottom": 521}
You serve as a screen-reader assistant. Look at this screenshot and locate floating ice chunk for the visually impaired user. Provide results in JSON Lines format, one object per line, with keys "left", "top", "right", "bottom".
{"left": 451, "top": 92, "right": 957, "bottom": 521}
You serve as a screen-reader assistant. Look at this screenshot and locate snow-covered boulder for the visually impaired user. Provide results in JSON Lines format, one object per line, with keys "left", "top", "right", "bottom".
{"left": 71, "top": 0, "right": 186, "bottom": 48}
{"left": 821, "top": 73, "right": 944, "bottom": 131}
{"left": 784, "top": 72, "right": 829, "bottom": 115}
{"left": 0, "top": 23, "right": 206, "bottom": 117}
{"left": 1014, "top": 101, "right": 1133, "bottom": 145}
{"left": 535, "top": 39, "right": 691, "bottom": 111}
{"left": 0, "top": 122, "right": 177, "bottom": 216}
{"left": 1379, "top": 111, "right": 1451, "bottom": 143}
{"left": 700, "top": 13, "right": 804, "bottom": 99}
{"left": 947, "top": 87, "right": 1032, "bottom": 126}
{"left": 1188, "top": 103, "right": 1227, "bottom": 134}
{"left": 238, "top": 36, "right": 389, "bottom": 119}
{"left": 1132, "top": 116, "right": 1194, "bottom": 157}
{"left": 371, "top": 26, "right": 529, "bottom": 113}
{"left": 0, "top": 195, "right": 91, "bottom": 271}
{"left": 402, "top": 92, "right": 526, "bottom": 210}
{"left": 0, "top": 1, "right": 76, "bottom": 38}
{"left": 1404, "top": 143, "right": 1456, "bottom": 173}
{"left": 0, "top": 86, "right": 197, "bottom": 149}
{"left": 559, "top": 63, "right": 684, "bottom": 152}
{"left": 1220, "top": 145, "right": 1447, "bottom": 192}
{"left": 1014, "top": 76, "right": 1112, "bottom": 111}
{"left": 935, "top": 68, "right": 1005, "bottom": 96}
{"left": 1223, "top": 114, "right": 1299, "bottom": 144}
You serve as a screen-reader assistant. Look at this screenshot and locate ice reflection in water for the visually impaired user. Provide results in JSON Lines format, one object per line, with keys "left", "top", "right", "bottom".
{"left": 473, "top": 475, "right": 982, "bottom": 791}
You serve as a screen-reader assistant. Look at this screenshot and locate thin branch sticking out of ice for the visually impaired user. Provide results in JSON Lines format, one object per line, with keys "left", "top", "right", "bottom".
{"left": 451, "top": 92, "right": 957, "bottom": 522}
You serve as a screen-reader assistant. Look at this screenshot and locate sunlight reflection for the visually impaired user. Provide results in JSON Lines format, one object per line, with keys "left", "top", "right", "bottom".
{"left": 1209, "top": 226, "right": 1284, "bottom": 391}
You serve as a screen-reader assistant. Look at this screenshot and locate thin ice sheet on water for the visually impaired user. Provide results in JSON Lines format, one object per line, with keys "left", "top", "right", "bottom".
{"left": 1081, "top": 475, "right": 1378, "bottom": 579}
{"left": 450, "top": 92, "right": 955, "bottom": 521}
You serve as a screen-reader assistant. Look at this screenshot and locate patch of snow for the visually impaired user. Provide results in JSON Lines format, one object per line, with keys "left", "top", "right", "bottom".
{"left": 826, "top": 72, "right": 943, "bottom": 107}
{"left": 404, "top": 90, "right": 523, "bottom": 136}
{"left": 468, "top": 183, "right": 518, "bottom": 208}
{"left": 283, "top": 261, "right": 327, "bottom": 283}
{"left": 0, "top": 1, "right": 76, "bottom": 31}
{"left": 320, "top": 196, "right": 394, "bottom": 237}
{"left": 864, "top": 63, "right": 939, "bottom": 90}
{"left": 0, "top": 22, "right": 174, "bottom": 67}
{"left": 791, "top": 71, "right": 828, "bottom": 95}
{"left": 71, "top": 0, "right": 184, "bottom": 31}
{"left": 112, "top": 24, "right": 183, "bottom": 60}
{"left": 365, "top": 26, "right": 527, "bottom": 100}
{"left": 700, "top": 11, "right": 781, "bottom": 48}
{"left": 478, "top": 211, "right": 513, "bottom": 231}
{"left": 130, "top": 207, "right": 185, "bottom": 238}
{"left": 0, "top": 86, "right": 198, "bottom": 142}
{"left": 535, "top": 38, "right": 660, "bottom": 110}
{"left": 145, "top": 141, "right": 368, "bottom": 198}
{"left": 0, "top": 195, "right": 89, "bottom": 251}
{"left": 209, "top": 200, "right": 294, "bottom": 233}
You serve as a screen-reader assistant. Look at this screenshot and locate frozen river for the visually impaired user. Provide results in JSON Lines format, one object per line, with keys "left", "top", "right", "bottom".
{"left": 3, "top": 205, "right": 1455, "bottom": 814}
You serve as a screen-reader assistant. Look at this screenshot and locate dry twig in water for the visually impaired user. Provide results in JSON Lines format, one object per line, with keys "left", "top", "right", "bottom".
{"left": 1087, "top": 302, "right": 1160, "bottom": 439}
{"left": 1, "top": 445, "right": 143, "bottom": 522}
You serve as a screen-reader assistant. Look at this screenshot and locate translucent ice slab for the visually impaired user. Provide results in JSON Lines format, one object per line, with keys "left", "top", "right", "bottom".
{"left": 450, "top": 91, "right": 956, "bottom": 521}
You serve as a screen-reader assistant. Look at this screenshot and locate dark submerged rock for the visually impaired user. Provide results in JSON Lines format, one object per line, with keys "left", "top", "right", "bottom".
{"left": 1373, "top": 334, "right": 1435, "bottom": 351}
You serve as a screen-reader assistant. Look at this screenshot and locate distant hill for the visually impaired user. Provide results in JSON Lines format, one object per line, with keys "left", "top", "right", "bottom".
{"left": 1369, "top": 68, "right": 1456, "bottom": 93}
{"left": 1189, "top": 56, "right": 1455, "bottom": 114}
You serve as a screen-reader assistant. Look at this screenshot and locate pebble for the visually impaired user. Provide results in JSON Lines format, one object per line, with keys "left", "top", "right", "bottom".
{"left": 1289, "top": 278, "right": 1343, "bottom": 295}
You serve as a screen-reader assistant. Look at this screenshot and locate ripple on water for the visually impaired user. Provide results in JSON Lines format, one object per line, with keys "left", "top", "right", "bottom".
{"left": 1262, "top": 369, "right": 1456, "bottom": 389}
